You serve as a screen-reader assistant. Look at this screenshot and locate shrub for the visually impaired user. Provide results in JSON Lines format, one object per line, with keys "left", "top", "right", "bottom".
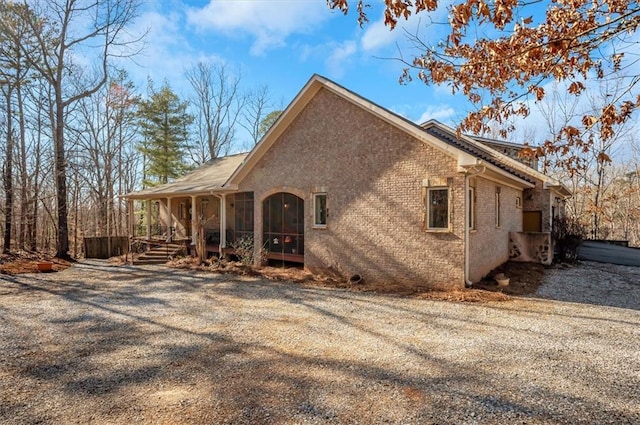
{"left": 552, "top": 216, "right": 588, "bottom": 262}
{"left": 230, "top": 236, "right": 267, "bottom": 266}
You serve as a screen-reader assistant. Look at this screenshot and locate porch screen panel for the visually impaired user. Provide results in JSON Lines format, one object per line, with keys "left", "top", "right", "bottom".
{"left": 263, "top": 193, "right": 304, "bottom": 256}
{"left": 234, "top": 192, "right": 254, "bottom": 243}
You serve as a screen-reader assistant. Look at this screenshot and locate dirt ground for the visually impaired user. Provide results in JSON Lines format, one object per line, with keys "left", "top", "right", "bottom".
{"left": 1, "top": 250, "right": 550, "bottom": 306}
{"left": 1, "top": 259, "right": 638, "bottom": 424}
{"left": 0, "top": 252, "right": 72, "bottom": 274}
{"left": 165, "top": 256, "right": 538, "bottom": 301}
{"left": 2, "top": 251, "right": 543, "bottom": 301}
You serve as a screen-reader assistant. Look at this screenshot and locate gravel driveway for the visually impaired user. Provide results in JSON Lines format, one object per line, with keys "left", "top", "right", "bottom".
{"left": 1, "top": 260, "right": 639, "bottom": 424}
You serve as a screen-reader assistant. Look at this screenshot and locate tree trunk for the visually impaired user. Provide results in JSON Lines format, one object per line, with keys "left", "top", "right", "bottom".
{"left": 55, "top": 94, "right": 70, "bottom": 258}
{"left": 17, "top": 79, "right": 27, "bottom": 250}
{"left": 592, "top": 159, "right": 605, "bottom": 240}
{"left": 3, "top": 87, "right": 14, "bottom": 254}
{"left": 29, "top": 93, "right": 44, "bottom": 252}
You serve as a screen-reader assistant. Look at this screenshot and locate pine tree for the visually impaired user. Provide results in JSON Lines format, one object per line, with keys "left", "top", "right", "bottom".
{"left": 137, "top": 82, "right": 193, "bottom": 187}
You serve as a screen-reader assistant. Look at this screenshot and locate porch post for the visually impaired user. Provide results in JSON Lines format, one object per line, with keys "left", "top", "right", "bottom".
{"left": 166, "top": 197, "right": 173, "bottom": 241}
{"left": 220, "top": 194, "right": 227, "bottom": 248}
{"left": 145, "top": 199, "right": 151, "bottom": 240}
{"left": 128, "top": 198, "right": 134, "bottom": 238}
{"left": 191, "top": 195, "right": 197, "bottom": 245}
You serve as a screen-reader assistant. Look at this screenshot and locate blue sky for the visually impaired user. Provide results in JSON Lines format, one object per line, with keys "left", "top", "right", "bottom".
{"left": 118, "top": 0, "right": 639, "bottom": 161}
{"left": 123, "top": 0, "right": 467, "bottom": 146}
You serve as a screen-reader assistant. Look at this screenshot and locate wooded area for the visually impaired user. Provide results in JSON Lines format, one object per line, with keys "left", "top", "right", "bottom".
{"left": 1, "top": 0, "right": 639, "bottom": 259}
{"left": 0, "top": 0, "right": 280, "bottom": 258}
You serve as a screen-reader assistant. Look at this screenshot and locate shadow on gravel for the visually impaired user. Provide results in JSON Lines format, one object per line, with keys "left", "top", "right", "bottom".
{"left": 533, "top": 261, "right": 640, "bottom": 311}
{"left": 1, "top": 260, "right": 638, "bottom": 424}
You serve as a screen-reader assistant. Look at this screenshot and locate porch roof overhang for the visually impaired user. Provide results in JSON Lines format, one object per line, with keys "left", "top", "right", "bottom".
{"left": 121, "top": 153, "right": 248, "bottom": 200}
{"left": 544, "top": 182, "right": 572, "bottom": 198}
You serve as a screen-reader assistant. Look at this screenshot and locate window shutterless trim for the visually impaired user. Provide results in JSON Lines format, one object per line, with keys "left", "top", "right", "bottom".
{"left": 313, "top": 192, "right": 327, "bottom": 228}
{"left": 426, "top": 187, "right": 450, "bottom": 230}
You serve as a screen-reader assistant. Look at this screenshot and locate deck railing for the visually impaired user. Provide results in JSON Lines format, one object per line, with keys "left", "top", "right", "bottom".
{"left": 203, "top": 229, "right": 254, "bottom": 246}
{"left": 132, "top": 224, "right": 174, "bottom": 239}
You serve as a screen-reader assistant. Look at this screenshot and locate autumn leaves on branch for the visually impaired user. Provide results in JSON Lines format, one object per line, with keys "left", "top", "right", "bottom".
{"left": 327, "top": 0, "right": 640, "bottom": 170}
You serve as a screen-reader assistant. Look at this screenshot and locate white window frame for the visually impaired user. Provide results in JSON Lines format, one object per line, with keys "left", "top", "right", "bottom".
{"left": 313, "top": 192, "right": 327, "bottom": 228}
{"left": 427, "top": 187, "right": 450, "bottom": 230}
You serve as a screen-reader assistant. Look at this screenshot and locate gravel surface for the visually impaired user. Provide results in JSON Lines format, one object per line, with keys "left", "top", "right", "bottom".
{"left": 1, "top": 260, "right": 639, "bottom": 424}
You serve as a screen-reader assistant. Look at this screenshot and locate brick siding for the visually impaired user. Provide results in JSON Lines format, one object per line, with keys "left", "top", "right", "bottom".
{"left": 469, "top": 179, "right": 523, "bottom": 282}
{"left": 238, "top": 88, "right": 466, "bottom": 290}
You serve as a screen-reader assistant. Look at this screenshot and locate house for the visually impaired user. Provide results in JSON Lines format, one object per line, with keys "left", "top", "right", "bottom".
{"left": 123, "top": 74, "right": 570, "bottom": 290}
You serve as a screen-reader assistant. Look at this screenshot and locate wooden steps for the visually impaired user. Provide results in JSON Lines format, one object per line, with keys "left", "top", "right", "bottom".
{"left": 133, "top": 242, "right": 185, "bottom": 265}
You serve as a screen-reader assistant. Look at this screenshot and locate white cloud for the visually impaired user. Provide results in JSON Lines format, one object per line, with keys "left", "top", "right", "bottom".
{"left": 361, "top": 18, "right": 401, "bottom": 52}
{"left": 186, "top": 0, "right": 331, "bottom": 55}
{"left": 360, "top": 5, "right": 449, "bottom": 53}
{"left": 115, "top": 9, "right": 227, "bottom": 98}
{"left": 325, "top": 40, "right": 358, "bottom": 78}
{"left": 121, "top": 11, "right": 194, "bottom": 87}
{"left": 417, "top": 104, "right": 457, "bottom": 124}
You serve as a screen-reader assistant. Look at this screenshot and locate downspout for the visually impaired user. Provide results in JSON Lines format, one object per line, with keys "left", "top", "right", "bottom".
{"left": 166, "top": 197, "right": 173, "bottom": 242}
{"left": 211, "top": 193, "right": 226, "bottom": 255}
{"left": 221, "top": 194, "right": 227, "bottom": 250}
{"left": 127, "top": 198, "right": 134, "bottom": 264}
{"left": 463, "top": 164, "right": 486, "bottom": 287}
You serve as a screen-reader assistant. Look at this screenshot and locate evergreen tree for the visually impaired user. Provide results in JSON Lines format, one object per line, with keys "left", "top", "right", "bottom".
{"left": 258, "top": 110, "right": 283, "bottom": 140}
{"left": 137, "top": 82, "right": 193, "bottom": 187}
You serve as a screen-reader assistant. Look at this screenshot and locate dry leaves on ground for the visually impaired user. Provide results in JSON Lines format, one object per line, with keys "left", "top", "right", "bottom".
{"left": 0, "top": 252, "right": 72, "bottom": 274}
{"left": 3, "top": 251, "right": 550, "bottom": 302}
{"left": 166, "top": 256, "right": 531, "bottom": 302}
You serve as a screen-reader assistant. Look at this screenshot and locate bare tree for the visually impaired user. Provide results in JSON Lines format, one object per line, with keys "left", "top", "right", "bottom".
{"left": 535, "top": 78, "right": 637, "bottom": 240}
{"left": 241, "top": 84, "right": 272, "bottom": 148}
{"left": 583, "top": 80, "right": 635, "bottom": 239}
{"left": 1, "top": 83, "right": 14, "bottom": 254}
{"left": 186, "top": 62, "right": 244, "bottom": 164}
{"left": 7, "top": 0, "right": 142, "bottom": 258}
{"left": 0, "top": 0, "right": 37, "bottom": 252}
{"left": 24, "top": 78, "right": 51, "bottom": 251}
{"left": 71, "top": 70, "right": 139, "bottom": 238}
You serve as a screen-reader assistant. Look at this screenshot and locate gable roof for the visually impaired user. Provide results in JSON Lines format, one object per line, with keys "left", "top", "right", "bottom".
{"left": 227, "top": 74, "right": 535, "bottom": 190}
{"left": 123, "top": 74, "right": 570, "bottom": 200}
{"left": 123, "top": 153, "right": 248, "bottom": 199}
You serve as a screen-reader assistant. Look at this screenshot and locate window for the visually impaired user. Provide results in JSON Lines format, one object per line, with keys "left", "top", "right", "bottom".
{"left": 427, "top": 188, "right": 449, "bottom": 229}
{"left": 495, "top": 187, "right": 501, "bottom": 227}
{"left": 313, "top": 193, "right": 327, "bottom": 227}
{"left": 468, "top": 186, "right": 476, "bottom": 230}
{"left": 178, "top": 202, "right": 186, "bottom": 220}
